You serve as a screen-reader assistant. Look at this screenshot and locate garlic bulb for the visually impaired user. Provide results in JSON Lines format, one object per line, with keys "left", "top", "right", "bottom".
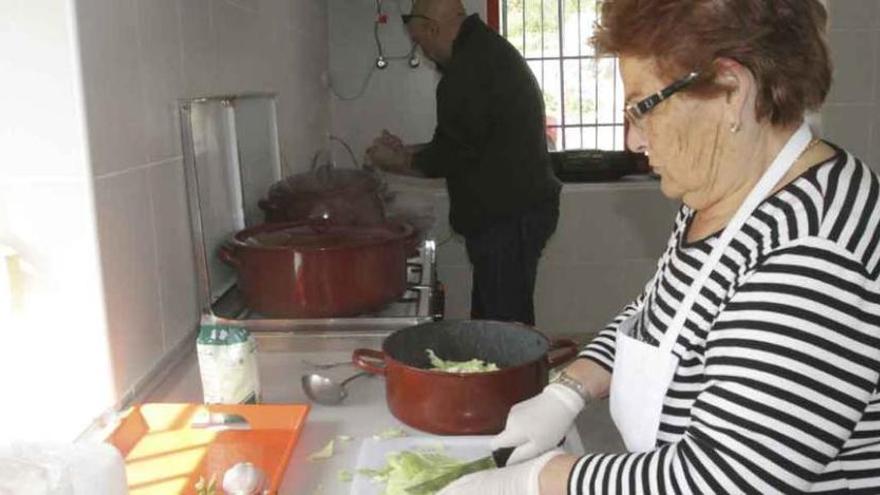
{"left": 222, "top": 462, "right": 266, "bottom": 495}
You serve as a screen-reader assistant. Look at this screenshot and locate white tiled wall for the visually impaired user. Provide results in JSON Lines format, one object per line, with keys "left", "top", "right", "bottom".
{"left": 823, "top": 1, "right": 880, "bottom": 171}
{"left": 75, "top": 0, "right": 331, "bottom": 398}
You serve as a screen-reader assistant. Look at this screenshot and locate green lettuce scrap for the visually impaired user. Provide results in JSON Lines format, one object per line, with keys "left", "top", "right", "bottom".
{"left": 426, "top": 349, "right": 499, "bottom": 373}
{"left": 193, "top": 475, "right": 217, "bottom": 495}
{"left": 372, "top": 427, "right": 408, "bottom": 440}
{"left": 358, "top": 450, "right": 469, "bottom": 495}
{"left": 306, "top": 439, "right": 335, "bottom": 461}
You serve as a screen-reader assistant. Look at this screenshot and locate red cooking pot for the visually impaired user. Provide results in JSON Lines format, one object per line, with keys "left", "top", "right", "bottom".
{"left": 219, "top": 220, "right": 414, "bottom": 318}
{"left": 353, "top": 320, "right": 580, "bottom": 435}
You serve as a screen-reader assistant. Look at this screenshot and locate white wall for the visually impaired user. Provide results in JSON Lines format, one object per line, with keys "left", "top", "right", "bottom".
{"left": 328, "top": 0, "right": 486, "bottom": 157}
{"left": 0, "top": 0, "right": 115, "bottom": 441}
{"left": 75, "top": 0, "right": 331, "bottom": 401}
{"left": 822, "top": 1, "right": 880, "bottom": 172}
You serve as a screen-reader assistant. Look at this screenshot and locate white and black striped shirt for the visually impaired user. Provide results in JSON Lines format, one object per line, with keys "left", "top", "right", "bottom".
{"left": 578, "top": 147, "right": 880, "bottom": 494}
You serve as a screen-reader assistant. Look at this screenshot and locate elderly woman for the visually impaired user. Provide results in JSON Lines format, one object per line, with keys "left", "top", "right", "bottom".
{"left": 439, "top": 0, "right": 880, "bottom": 494}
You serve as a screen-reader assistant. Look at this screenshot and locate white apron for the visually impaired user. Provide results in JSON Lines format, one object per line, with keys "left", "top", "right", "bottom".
{"left": 609, "top": 123, "right": 813, "bottom": 452}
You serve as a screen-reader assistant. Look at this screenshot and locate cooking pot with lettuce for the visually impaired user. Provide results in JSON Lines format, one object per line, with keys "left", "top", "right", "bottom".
{"left": 352, "top": 320, "right": 579, "bottom": 434}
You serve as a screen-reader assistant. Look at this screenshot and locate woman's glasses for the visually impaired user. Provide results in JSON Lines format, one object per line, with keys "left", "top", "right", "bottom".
{"left": 401, "top": 13, "right": 434, "bottom": 24}
{"left": 624, "top": 72, "right": 700, "bottom": 129}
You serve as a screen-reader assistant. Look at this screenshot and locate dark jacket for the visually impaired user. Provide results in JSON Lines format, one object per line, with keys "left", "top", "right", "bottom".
{"left": 412, "top": 14, "right": 561, "bottom": 237}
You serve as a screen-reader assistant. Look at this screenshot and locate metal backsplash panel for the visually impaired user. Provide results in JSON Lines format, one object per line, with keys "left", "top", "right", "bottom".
{"left": 180, "top": 94, "right": 282, "bottom": 310}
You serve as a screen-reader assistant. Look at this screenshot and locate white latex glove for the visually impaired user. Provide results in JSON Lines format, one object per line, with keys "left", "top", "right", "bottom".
{"left": 491, "top": 383, "right": 585, "bottom": 465}
{"left": 436, "top": 450, "right": 563, "bottom": 495}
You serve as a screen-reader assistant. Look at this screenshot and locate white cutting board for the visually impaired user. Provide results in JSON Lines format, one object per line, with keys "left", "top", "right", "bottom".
{"left": 350, "top": 436, "right": 492, "bottom": 495}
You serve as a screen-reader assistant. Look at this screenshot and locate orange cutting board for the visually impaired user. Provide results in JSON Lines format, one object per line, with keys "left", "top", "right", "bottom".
{"left": 105, "top": 403, "right": 309, "bottom": 495}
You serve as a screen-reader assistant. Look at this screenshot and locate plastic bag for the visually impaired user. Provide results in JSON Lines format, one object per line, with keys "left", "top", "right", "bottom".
{"left": 0, "top": 442, "right": 127, "bottom": 495}
{"left": 196, "top": 319, "right": 261, "bottom": 404}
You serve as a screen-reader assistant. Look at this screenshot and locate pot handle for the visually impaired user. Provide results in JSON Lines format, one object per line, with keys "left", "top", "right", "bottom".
{"left": 352, "top": 348, "right": 387, "bottom": 376}
{"left": 257, "top": 198, "right": 276, "bottom": 212}
{"left": 546, "top": 338, "right": 579, "bottom": 368}
{"left": 217, "top": 244, "right": 240, "bottom": 268}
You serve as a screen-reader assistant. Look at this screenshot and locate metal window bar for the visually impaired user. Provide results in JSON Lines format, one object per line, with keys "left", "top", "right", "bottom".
{"left": 557, "top": 0, "right": 565, "bottom": 149}
{"left": 577, "top": 0, "right": 582, "bottom": 148}
{"left": 540, "top": 0, "right": 544, "bottom": 93}
{"left": 522, "top": 0, "right": 526, "bottom": 56}
{"left": 502, "top": 0, "right": 508, "bottom": 38}
{"left": 499, "top": 0, "right": 624, "bottom": 151}
{"left": 593, "top": 0, "right": 599, "bottom": 148}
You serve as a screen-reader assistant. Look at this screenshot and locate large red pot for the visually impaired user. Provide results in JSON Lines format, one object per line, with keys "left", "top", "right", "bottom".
{"left": 353, "top": 320, "right": 579, "bottom": 435}
{"left": 219, "top": 220, "right": 413, "bottom": 318}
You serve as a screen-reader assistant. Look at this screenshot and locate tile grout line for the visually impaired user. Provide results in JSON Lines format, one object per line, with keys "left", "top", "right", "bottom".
{"left": 132, "top": 0, "right": 151, "bottom": 172}
{"left": 144, "top": 164, "right": 169, "bottom": 353}
{"left": 224, "top": 0, "right": 259, "bottom": 15}
{"left": 94, "top": 155, "right": 183, "bottom": 180}
{"left": 77, "top": 328, "right": 198, "bottom": 442}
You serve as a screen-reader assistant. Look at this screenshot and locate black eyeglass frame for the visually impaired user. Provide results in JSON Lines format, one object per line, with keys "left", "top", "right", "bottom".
{"left": 401, "top": 13, "right": 434, "bottom": 24}
{"left": 625, "top": 71, "right": 700, "bottom": 122}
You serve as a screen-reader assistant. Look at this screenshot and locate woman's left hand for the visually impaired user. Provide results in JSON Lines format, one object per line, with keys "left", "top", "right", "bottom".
{"left": 436, "top": 450, "right": 563, "bottom": 495}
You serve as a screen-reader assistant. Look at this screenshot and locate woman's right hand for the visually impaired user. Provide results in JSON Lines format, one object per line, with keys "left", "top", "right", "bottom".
{"left": 493, "top": 359, "right": 612, "bottom": 465}
{"left": 491, "top": 383, "right": 585, "bottom": 465}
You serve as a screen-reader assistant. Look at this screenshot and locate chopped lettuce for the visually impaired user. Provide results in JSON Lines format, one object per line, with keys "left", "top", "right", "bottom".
{"left": 306, "top": 439, "right": 335, "bottom": 461}
{"left": 372, "top": 427, "right": 408, "bottom": 440}
{"left": 360, "top": 450, "right": 469, "bottom": 495}
{"left": 194, "top": 475, "right": 217, "bottom": 495}
{"left": 338, "top": 469, "right": 354, "bottom": 483}
{"left": 337, "top": 434, "right": 353, "bottom": 442}
{"left": 426, "top": 349, "right": 499, "bottom": 373}
{"left": 356, "top": 465, "right": 393, "bottom": 484}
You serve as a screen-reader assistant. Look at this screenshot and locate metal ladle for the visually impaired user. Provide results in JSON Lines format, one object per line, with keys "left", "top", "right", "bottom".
{"left": 301, "top": 371, "right": 370, "bottom": 405}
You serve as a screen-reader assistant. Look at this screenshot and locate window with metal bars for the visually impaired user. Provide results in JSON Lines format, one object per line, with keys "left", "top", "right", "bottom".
{"left": 491, "top": 0, "right": 625, "bottom": 151}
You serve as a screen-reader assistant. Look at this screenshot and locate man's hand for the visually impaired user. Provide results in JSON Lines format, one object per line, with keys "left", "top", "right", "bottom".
{"left": 377, "top": 129, "right": 404, "bottom": 151}
{"left": 366, "top": 130, "right": 412, "bottom": 174}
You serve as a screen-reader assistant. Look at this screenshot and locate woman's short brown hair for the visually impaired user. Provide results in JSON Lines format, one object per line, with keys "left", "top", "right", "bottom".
{"left": 593, "top": 0, "right": 832, "bottom": 127}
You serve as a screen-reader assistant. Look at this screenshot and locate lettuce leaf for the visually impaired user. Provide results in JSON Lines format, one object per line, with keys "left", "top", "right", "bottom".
{"left": 356, "top": 450, "right": 471, "bottom": 495}
{"left": 426, "top": 349, "right": 499, "bottom": 373}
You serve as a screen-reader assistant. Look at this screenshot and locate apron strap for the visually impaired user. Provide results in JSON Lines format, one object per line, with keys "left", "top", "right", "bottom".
{"left": 659, "top": 122, "right": 813, "bottom": 355}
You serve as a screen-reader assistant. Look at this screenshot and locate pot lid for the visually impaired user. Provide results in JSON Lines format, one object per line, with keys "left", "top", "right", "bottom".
{"left": 268, "top": 168, "right": 383, "bottom": 199}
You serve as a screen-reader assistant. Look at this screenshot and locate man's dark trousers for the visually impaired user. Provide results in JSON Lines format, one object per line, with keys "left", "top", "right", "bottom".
{"left": 465, "top": 198, "right": 559, "bottom": 326}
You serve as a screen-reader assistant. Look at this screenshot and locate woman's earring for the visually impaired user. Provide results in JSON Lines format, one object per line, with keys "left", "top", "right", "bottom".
{"left": 730, "top": 122, "right": 741, "bottom": 133}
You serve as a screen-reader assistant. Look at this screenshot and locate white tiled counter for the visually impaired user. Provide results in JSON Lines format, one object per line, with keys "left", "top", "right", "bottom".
{"left": 147, "top": 334, "right": 587, "bottom": 495}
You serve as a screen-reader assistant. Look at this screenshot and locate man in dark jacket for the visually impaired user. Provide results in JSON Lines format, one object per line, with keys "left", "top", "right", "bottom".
{"left": 367, "top": 0, "right": 561, "bottom": 326}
